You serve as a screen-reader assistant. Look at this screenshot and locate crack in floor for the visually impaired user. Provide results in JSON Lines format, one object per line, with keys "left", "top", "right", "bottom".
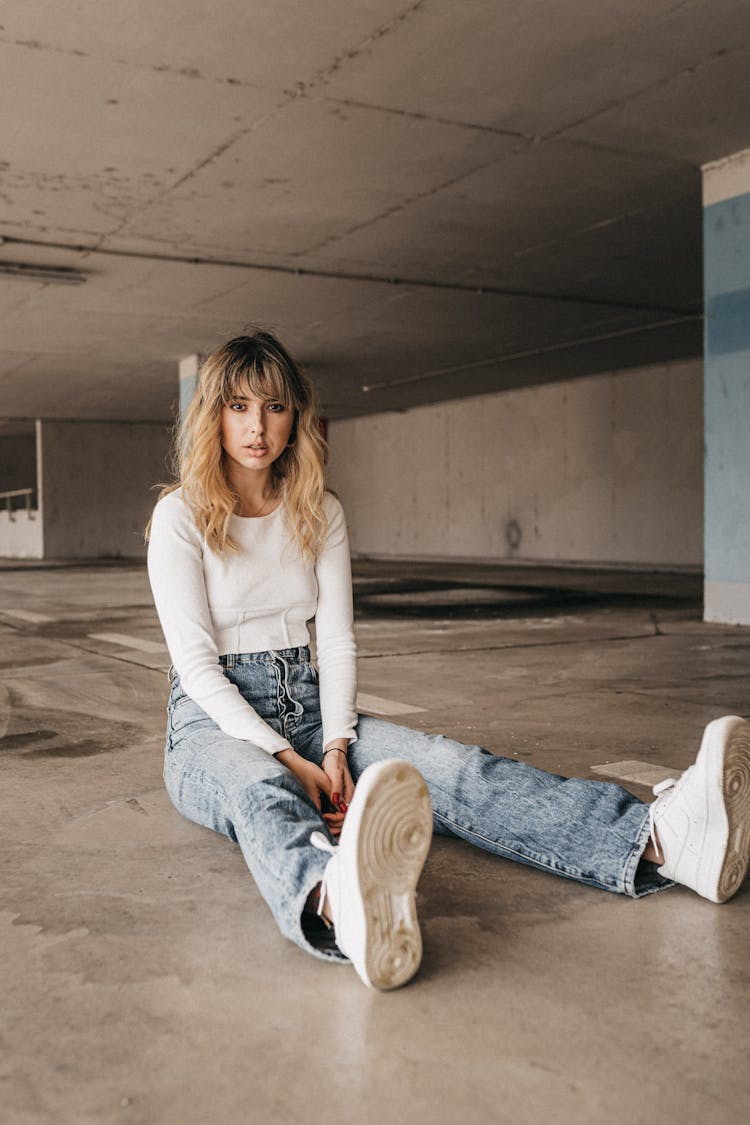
{"left": 357, "top": 629, "right": 662, "bottom": 660}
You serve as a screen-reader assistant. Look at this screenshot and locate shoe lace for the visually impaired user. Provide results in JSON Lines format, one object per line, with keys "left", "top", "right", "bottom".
{"left": 310, "top": 831, "right": 337, "bottom": 920}
{"left": 310, "top": 830, "right": 336, "bottom": 855}
{"left": 648, "top": 776, "right": 678, "bottom": 863}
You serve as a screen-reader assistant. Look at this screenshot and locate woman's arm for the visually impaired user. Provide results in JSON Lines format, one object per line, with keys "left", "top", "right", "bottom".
{"left": 314, "top": 494, "right": 358, "bottom": 750}
{"left": 314, "top": 495, "right": 358, "bottom": 819}
{"left": 147, "top": 493, "right": 293, "bottom": 755}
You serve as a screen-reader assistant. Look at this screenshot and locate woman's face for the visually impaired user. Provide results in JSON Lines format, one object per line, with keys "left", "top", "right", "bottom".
{"left": 220, "top": 384, "right": 295, "bottom": 476}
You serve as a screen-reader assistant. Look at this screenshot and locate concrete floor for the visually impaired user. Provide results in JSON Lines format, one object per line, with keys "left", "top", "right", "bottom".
{"left": 2, "top": 560, "right": 749, "bottom": 1125}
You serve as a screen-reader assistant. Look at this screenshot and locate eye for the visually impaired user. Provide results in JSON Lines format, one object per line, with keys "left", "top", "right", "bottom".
{"left": 266, "top": 402, "right": 286, "bottom": 413}
{"left": 228, "top": 401, "right": 245, "bottom": 411}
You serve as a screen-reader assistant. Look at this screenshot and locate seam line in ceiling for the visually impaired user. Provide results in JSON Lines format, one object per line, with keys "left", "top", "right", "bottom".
{"left": 0, "top": 234, "right": 698, "bottom": 318}
{"left": 359, "top": 314, "right": 702, "bottom": 393}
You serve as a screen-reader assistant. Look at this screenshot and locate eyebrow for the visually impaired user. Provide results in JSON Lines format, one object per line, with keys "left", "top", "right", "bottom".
{"left": 228, "top": 393, "right": 284, "bottom": 403}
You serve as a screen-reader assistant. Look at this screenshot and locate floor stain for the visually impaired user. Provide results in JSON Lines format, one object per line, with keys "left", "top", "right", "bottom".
{"left": 23, "top": 740, "right": 110, "bottom": 759}
{"left": 0, "top": 729, "right": 58, "bottom": 750}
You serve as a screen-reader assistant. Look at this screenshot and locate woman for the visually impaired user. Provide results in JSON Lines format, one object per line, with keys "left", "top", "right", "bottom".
{"left": 147, "top": 331, "right": 750, "bottom": 992}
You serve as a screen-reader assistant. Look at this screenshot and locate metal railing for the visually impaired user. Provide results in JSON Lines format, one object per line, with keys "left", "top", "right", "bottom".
{"left": 0, "top": 488, "right": 37, "bottom": 521}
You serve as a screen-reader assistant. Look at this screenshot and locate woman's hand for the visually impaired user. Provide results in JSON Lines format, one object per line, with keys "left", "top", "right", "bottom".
{"left": 321, "top": 741, "right": 355, "bottom": 837}
{"left": 274, "top": 748, "right": 332, "bottom": 816}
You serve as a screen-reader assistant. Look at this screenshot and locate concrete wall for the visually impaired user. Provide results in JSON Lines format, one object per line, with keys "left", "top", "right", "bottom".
{"left": 327, "top": 359, "right": 703, "bottom": 568}
{"left": 39, "top": 421, "right": 170, "bottom": 559}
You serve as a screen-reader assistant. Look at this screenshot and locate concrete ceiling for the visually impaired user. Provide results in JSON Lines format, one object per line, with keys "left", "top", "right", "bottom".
{"left": 0, "top": 0, "right": 749, "bottom": 421}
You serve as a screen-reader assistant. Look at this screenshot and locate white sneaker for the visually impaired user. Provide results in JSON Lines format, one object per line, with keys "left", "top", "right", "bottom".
{"left": 649, "top": 715, "right": 750, "bottom": 902}
{"left": 311, "top": 759, "right": 432, "bottom": 990}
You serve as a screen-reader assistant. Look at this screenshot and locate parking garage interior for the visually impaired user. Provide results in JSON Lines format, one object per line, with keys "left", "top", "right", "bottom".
{"left": 2, "top": 4, "right": 750, "bottom": 1123}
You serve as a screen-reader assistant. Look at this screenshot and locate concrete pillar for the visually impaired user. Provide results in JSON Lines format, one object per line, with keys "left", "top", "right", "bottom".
{"left": 179, "top": 354, "right": 201, "bottom": 419}
{"left": 703, "top": 148, "right": 750, "bottom": 624}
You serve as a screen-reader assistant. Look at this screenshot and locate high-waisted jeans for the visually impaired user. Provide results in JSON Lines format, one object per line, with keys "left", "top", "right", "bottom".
{"left": 163, "top": 646, "right": 671, "bottom": 961}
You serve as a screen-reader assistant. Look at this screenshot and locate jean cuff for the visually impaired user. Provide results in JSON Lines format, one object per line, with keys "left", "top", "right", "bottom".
{"left": 287, "top": 867, "right": 350, "bottom": 964}
{"left": 622, "top": 806, "right": 674, "bottom": 898}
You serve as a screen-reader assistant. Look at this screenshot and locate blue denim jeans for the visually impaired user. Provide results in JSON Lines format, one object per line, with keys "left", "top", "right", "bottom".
{"left": 163, "top": 646, "right": 671, "bottom": 961}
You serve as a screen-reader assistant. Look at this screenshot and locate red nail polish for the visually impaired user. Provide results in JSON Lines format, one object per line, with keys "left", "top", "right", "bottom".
{"left": 332, "top": 792, "right": 340, "bottom": 806}
{"left": 339, "top": 801, "right": 348, "bottom": 813}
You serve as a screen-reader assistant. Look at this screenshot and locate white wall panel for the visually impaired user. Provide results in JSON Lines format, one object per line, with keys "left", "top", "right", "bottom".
{"left": 0, "top": 510, "right": 43, "bottom": 559}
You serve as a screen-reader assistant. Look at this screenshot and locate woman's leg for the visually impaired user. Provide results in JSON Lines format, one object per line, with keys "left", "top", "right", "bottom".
{"left": 347, "top": 716, "right": 669, "bottom": 897}
{"left": 164, "top": 683, "right": 345, "bottom": 961}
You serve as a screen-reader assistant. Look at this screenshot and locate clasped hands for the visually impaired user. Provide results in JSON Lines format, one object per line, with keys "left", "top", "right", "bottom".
{"left": 274, "top": 739, "right": 355, "bottom": 837}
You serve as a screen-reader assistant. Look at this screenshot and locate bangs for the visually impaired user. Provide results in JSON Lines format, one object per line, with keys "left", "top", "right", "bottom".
{"left": 220, "top": 357, "right": 296, "bottom": 409}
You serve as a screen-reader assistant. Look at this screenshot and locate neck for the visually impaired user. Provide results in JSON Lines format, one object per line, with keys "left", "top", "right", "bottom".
{"left": 226, "top": 465, "right": 276, "bottom": 516}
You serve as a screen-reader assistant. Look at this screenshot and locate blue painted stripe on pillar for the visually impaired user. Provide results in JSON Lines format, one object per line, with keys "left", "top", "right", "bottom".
{"left": 179, "top": 373, "right": 198, "bottom": 420}
{"left": 704, "top": 350, "right": 750, "bottom": 582}
{"left": 704, "top": 191, "right": 750, "bottom": 293}
{"left": 703, "top": 185, "right": 750, "bottom": 592}
{"left": 705, "top": 287, "right": 750, "bottom": 355}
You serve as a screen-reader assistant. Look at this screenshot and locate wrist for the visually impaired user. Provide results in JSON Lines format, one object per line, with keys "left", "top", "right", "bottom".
{"left": 322, "top": 745, "right": 347, "bottom": 761}
{"left": 324, "top": 737, "right": 349, "bottom": 752}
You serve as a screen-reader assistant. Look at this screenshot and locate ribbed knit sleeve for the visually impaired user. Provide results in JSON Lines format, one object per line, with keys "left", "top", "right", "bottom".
{"left": 147, "top": 493, "right": 293, "bottom": 755}
{"left": 315, "top": 494, "right": 358, "bottom": 748}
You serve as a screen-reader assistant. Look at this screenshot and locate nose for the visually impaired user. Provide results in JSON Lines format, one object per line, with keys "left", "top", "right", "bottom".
{"left": 247, "top": 404, "right": 265, "bottom": 435}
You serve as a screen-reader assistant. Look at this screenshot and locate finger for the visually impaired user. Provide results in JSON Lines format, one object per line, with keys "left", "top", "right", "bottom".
{"left": 329, "top": 769, "right": 343, "bottom": 803}
{"left": 324, "top": 760, "right": 344, "bottom": 791}
{"left": 334, "top": 777, "right": 347, "bottom": 808}
{"left": 323, "top": 812, "right": 344, "bottom": 837}
{"left": 343, "top": 771, "right": 355, "bottom": 804}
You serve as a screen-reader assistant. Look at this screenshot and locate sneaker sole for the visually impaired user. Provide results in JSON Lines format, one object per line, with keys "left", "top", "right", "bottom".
{"left": 346, "top": 760, "right": 432, "bottom": 990}
{"left": 714, "top": 716, "right": 750, "bottom": 902}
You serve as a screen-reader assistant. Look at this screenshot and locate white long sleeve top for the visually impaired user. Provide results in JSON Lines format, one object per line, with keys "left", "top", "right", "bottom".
{"left": 147, "top": 488, "right": 358, "bottom": 755}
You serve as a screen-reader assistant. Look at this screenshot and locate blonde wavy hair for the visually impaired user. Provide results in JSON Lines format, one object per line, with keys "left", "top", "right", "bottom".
{"left": 150, "top": 332, "right": 328, "bottom": 558}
